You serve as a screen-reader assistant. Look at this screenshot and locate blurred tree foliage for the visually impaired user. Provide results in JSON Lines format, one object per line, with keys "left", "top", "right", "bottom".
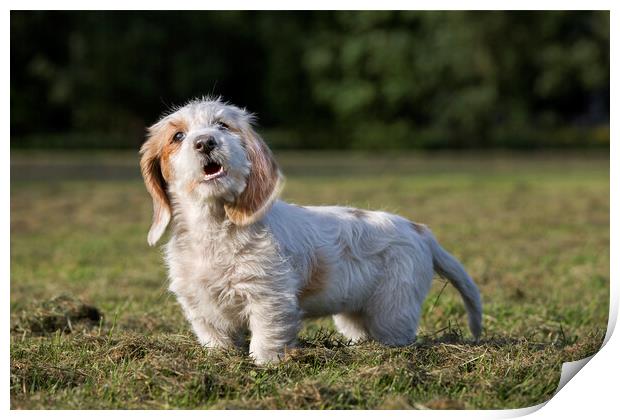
{"left": 11, "top": 11, "right": 609, "bottom": 149}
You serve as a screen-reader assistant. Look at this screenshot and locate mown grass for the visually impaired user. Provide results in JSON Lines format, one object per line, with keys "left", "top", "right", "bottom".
{"left": 10, "top": 150, "right": 609, "bottom": 409}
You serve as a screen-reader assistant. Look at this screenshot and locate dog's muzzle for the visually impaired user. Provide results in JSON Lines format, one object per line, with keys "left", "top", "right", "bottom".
{"left": 194, "top": 135, "right": 218, "bottom": 154}
{"left": 194, "top": 135, "right": 225, "bottom": 181}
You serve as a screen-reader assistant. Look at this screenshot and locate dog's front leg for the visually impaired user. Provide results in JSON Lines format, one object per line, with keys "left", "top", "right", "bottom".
{"left": 174, "top": 293, "right": 238, "bottom": 349}
{"left": 189, "top": 315, "right": 238, "bottom": 348}
{"left": 247, "top": 293, "right": 301, "bottom": 365}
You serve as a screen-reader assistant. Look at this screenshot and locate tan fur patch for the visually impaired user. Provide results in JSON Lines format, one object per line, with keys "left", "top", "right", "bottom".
{"left": 224, "top": 127, "right": 282, "bottom": 225}
{"left": 298, "top": 254, "right": 329, "bottom": 301}
{"left": 410, "top": 222, "right": 427, "bottom": 234}
{"left": 141, "top": 119, "right": 187, "bottom": 181}
{"left": 347, "top": 208, "right": 368, "bottom": 218}
{"left": 185, "top": 179, "right": 200, "bottom": 194}
{"left": 157, "top": 121, "right": 187, "bottom": 182}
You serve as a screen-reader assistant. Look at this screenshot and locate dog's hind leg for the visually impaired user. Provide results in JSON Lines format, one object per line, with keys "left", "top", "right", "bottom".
{"left": 364, "top": 304, "right": 419, "bottom": 346}
{"left": 364, "top": 247, "right": 434, "bottom": 346}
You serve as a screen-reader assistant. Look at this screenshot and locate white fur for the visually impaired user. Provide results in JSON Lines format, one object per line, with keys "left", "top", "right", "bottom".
{"left": 141, "top": 98, "right": 482, "bottom": 365}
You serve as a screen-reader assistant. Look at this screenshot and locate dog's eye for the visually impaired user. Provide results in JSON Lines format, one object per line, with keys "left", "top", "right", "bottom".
{"left": 216, "top": 121, "right": 230, "bottom": 131}
{"left": 173, "top": 132, "right": 186, "bottom": 142}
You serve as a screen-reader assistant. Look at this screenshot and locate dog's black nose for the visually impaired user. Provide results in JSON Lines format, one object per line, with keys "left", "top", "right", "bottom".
{"left": 194, "top": 135, "right": 218, "bottom": 153}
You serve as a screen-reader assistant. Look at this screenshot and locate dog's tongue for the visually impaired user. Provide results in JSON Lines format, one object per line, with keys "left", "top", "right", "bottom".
{"left": 204, "top": 162, "right": 221, "bottom": 175}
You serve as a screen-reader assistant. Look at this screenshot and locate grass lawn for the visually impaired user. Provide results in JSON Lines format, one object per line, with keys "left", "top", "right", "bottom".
{"left": 10, "top": 150, "right": 609, "bottom": 409}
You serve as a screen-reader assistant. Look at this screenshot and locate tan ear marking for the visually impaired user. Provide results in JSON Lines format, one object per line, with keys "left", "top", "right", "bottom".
{"left": 140, "top": 121, "right": 183, "bottom": 246}
{"left": 224, "top": 127, "right": 283, "bottom": 226}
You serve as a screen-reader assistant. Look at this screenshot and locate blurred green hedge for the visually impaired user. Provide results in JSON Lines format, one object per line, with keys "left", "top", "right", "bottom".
{"left": 11, "top": 11, "right": 609, "bottom": 150}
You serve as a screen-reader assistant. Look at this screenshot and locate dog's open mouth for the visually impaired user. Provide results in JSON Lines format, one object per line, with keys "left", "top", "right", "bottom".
{"left": 203, "top": 161, "right": 225, "bottom": 181}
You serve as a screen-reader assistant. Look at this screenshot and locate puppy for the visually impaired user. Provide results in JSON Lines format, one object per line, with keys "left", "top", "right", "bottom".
{"left": 140, "top": 97, "right": 482, "bottom": 364}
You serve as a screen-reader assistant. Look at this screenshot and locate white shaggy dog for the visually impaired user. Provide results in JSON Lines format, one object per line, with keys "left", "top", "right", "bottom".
{"left": 140, "top": 98, "right": 482, "bottom": 365}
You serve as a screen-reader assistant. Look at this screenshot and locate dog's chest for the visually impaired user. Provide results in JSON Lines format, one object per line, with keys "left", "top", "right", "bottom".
{"left": 165, "top": 227, "right": 280, "bottom": 313}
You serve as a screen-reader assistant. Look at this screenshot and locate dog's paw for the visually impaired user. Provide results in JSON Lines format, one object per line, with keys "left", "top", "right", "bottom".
{"left": 250, "top": 348, "right": 284, "bottom": 365}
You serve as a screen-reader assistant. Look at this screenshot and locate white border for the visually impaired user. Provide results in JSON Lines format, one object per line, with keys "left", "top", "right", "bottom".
{"left": 5, "top": 3, "right": 615, "bottom": 418}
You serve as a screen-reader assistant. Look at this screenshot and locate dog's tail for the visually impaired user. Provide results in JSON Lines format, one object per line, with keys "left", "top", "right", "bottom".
{"left": 425, "top": 229, "right": 482, "bottom": 340}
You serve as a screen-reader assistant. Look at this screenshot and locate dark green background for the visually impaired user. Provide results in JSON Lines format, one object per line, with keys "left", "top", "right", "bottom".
{"left": 11, "top": 11, "right": 609, "bottom": 150}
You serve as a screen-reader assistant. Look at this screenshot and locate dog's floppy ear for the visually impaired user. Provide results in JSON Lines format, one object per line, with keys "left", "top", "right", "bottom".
{"left": 224, "top": 126, "right": 283, "bottom": 226}
{"left": 140, "top": 131, "right": 171, "bottom": 246}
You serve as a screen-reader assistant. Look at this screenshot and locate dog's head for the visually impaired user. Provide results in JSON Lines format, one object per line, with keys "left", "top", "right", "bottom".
{"left": 140, "top": 98, "right": 282, "bottom": 245}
